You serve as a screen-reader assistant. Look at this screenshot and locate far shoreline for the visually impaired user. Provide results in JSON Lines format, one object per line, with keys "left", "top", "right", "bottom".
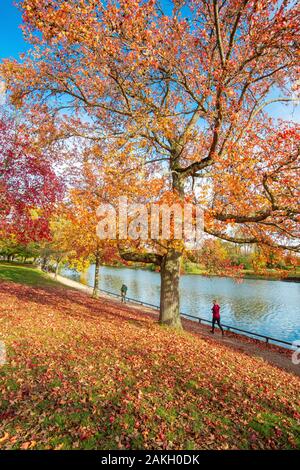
{"left": 2, "top": 260, "right": 298, "bottom": 284}
{"left": 87, "top": 263, "right": 300, "bottom": 283}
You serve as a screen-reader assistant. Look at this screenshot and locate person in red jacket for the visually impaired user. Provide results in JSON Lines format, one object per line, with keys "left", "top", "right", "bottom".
{"left": 211, "top": 300, "right": 224, "bottom": 336}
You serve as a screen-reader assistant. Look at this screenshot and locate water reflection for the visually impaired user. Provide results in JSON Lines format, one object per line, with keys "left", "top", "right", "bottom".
{"left": 61, "top": 265, "right": 300, "bottom": 343}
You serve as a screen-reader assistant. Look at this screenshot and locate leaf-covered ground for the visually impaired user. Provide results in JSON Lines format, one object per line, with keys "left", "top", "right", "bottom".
{"left": 0, "top": 266, "right": 299, "bottom": 450}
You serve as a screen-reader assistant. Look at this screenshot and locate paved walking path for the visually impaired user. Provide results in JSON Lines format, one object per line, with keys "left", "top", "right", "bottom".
{"left": 49, "top": 273, "right": 300, "bottom": 378}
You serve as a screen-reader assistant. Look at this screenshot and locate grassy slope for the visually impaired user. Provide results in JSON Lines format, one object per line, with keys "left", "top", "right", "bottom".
{"left": 0, "top": 262, "right": 61, "bottom": 287}
{"left": 0, "top": 263, "right": 299, "bottom": 450}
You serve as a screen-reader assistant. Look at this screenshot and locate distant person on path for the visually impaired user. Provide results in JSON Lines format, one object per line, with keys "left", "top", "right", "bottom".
{"left": 211, "top": 300, "right": 224, "bottom": 336}
{"left": 121, "top": 284, "right": 128, "bottom": 303}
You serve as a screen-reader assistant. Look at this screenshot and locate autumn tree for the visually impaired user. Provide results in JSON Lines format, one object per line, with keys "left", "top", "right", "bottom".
{"left": 53, "top": 159, "right": 121, "bottom": 297}
{"left": 2, "top": 0, "right": 299, "bottom": 327}
{"left": 0, "top": 112, "right": 62, "bottom": 242}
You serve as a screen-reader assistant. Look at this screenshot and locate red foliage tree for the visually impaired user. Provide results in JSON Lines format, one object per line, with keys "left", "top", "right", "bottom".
{"left": 0, "top": 115, "right": 62, "bottom": 242}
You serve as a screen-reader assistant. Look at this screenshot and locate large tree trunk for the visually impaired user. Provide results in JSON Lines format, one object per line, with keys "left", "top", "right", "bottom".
{"left": 92, "top": 253, "right": 100, "bottom": 298}
{"left": 159, "top": 248, "right": 182, "bottom": 328}
{"left": 119, "top": 247, "right": 183, "bottom": 328}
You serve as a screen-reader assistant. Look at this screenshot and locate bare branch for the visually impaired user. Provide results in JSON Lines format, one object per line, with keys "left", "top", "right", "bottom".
{"left": 213, "top": 0, "right": 225, "bottom": 67}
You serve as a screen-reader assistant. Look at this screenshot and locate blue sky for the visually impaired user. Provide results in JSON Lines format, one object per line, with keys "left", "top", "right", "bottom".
{"left": 0, "top": 0, "right": 30, "bottom": 59}
{"left": 0, "top": 0, "right": 299, "bottom": 122}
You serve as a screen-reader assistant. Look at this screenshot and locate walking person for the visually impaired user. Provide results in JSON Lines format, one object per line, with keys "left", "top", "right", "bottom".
{"left": 121, "top": 283, "right": 128, "bottom": 303}
{"left": 211, "top": 300, "right": 224, "bottom": 336}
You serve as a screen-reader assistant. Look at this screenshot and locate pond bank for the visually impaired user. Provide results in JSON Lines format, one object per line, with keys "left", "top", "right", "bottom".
{"left": 49, "top": 272, "right": 300, "bottom": 378}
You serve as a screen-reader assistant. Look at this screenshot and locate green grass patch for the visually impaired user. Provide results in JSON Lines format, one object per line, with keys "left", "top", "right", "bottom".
{"left": 0, "top": 262, "right": 62, "bottom": 288}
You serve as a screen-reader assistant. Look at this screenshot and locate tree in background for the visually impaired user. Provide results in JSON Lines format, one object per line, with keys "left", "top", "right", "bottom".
{"left": 189, "top": 238, "right": 244, "bottom": 277}
{"left": 0, "top": 239, "right": 41, "bottom": 263}
{"left": 2, "top": 0, "right": 299, "bottom": 327}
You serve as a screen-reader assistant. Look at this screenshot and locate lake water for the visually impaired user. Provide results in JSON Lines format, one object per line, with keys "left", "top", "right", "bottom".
{"left": 60, "top": 265, "right": 300, "bottom": 346}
